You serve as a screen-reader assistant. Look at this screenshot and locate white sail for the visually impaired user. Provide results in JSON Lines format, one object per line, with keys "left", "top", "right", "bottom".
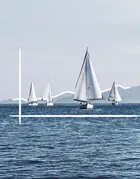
{"left": 74, "top": 49, "right": 103, "bottom": 102}
{"left": 114, "top": 85, "right": 122, "bottom": 102}
{"left": 74, "top": 58, "right": 87, "bottom": 102}
{"left": 42, "top": 81, "right": 53, "bottom": 103}
{"left": 108, "top": 82, "right": 115, "bottom": 101}
{"left": 28, "top": 82, "right": 37, "bottom": 102}
{"left": 108, "top": 82, "right": 122, "bottom": 102}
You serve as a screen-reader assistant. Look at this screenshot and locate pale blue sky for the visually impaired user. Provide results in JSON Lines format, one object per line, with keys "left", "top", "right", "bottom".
{"left": 0, "top": 0, "right": 140, "bottom": 100}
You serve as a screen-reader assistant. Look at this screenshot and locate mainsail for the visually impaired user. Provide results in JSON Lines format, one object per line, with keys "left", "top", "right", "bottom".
{"left": 42, "top": 81, "right": 53, "bottom": 103}
{"left": 28, "top": 82, "right": 37, "bottom": 102}
{"left": 74, "top": 48, "right": 103, "bottom": 102}
{"left": 108, "top": 81, "right": 122, "bottom": 102}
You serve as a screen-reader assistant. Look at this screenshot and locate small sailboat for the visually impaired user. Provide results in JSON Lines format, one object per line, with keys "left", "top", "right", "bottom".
{"left": 28, "top": 82, "right": 38, "bottom": 106}
{"left": 108, "top": 81, "right": 122, "bottom": 105}
{"left": 42, "top": 80, "right": 54, "bottom": 106}
{"left": 74, "top": 48, "right": 103, "bottom": 109}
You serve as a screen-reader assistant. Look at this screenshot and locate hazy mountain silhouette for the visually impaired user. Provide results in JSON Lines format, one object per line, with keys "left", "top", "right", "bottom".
{"left": 1, "top": 85, "right": 140, "bottom": 103}
{"left": 53, "top": 85, "right": 140, "bottom": 103}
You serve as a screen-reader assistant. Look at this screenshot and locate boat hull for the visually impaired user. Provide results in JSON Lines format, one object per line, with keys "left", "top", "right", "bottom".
{"left": 112, "top": 101, "right": 118, "bottom": 105}
{"left": 47, "top": 102, "right": 54, "bottom": 106}
{"left": 28, "top": 102, "right": 38, "bottom": 106}
{"left": 79, "top": 103, "right": 93, "bottom": 109}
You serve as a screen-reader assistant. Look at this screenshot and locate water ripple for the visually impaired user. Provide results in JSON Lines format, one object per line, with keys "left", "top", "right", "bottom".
{"left": 1, "top": 104, "right": 140, "bottom": 178}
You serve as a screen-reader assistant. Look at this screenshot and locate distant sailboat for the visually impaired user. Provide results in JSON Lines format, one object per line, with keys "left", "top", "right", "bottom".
{"left": 28, "top": 82, "right": 38, "bottom": 106}
{"left": 74, "top": 48, "right": 103, "bottom": 109}
{"left": 42, "top": 80, "right": 54, "bottom": 106}
{"left": 108, "top": 81, "right": 122, "bottom": 105}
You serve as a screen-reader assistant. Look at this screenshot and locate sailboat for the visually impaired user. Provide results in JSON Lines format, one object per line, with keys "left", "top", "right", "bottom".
{"left": 108, "top": 81, "right": 122, "bottom": 105}
{"left": 28, "top": 82, "right": 38, "bottom": 106}
{"left": 74, "top": 48, "right": 103, "bottom": 109}
{"left": 42, "top": 80, "right": 54, "bottom": 106}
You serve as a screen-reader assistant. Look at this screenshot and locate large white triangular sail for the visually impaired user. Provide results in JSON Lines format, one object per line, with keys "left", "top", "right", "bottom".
{"left": 28, "top": 82, "right": 37, "bottom": 102}
{"left": 108, "top": 81, "right": 122, "bottom": 102}
{"left": 42, "top": 80, "right": 53, "bottom": 103}
{"left": 74, "top": 48, "right": 103, "bottom": 102}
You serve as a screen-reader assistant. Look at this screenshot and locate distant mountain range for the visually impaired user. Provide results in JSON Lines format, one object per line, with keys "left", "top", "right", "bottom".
{"left": 52, "top": 85, "right": 140, "bottom": 103}
{"left": 102, "top": 85, "right": 140, "bottom": 103}
{"left": 1, "top": 85, "right": 140, "bottom": 104}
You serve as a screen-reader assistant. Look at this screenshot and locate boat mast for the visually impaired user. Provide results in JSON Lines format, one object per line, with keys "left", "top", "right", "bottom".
{"left": 19, "top": 48, "right": 21, "bottom": 124}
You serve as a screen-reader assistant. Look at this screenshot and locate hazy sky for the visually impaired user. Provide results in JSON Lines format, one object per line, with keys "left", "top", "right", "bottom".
{"left": 0, "top": 0, "right": 140, "bottom": 100}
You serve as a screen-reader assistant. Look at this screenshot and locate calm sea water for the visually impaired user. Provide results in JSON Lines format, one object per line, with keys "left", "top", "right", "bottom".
{"left": 1, "top": 103, "right": 140, "bottom": 179}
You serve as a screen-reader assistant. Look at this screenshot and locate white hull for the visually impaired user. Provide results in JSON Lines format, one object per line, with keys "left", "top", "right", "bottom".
{"left": 28, "top": 102, "right": 38, "bottom": 106}
{"left": 46, "top": 102, "right": 54, "bottom": 106}
{"left": 112, "top": 101, "right": 118, "bottom": 105}
{"left": 79, "top": 102, "right": 93, "bottom": 109}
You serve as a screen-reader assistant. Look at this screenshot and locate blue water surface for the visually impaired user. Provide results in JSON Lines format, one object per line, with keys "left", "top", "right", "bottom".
{"left": 0, "top": 103, "right": 140, "bottom": 179}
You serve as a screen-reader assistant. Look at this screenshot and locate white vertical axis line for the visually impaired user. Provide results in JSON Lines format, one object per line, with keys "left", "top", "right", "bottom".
{"left": 19, "top": 48, "right": 21, "bottom": 124}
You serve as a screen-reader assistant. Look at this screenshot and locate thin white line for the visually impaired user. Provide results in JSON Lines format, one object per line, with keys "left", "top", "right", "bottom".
{"left": 19, "top": 48, "right": 21, "bottom": 124}
{"left": 10, "top": 114, "right": 140, "bottom": 118}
